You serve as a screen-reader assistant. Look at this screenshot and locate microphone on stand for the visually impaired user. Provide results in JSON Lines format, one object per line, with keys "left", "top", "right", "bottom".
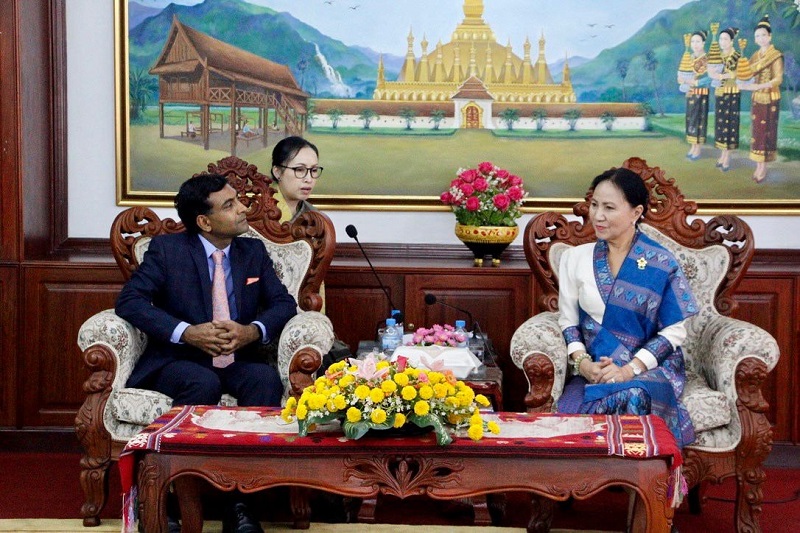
{"left": 423, "top": 293, "right": 494, "bottom": 365}
{"left": 345, "top": 224, "right": 404, "bottom": 328}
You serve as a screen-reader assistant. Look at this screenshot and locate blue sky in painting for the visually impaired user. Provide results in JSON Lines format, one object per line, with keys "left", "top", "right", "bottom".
{"left": 133, "top": 0, "right": 695, "bottom": 59}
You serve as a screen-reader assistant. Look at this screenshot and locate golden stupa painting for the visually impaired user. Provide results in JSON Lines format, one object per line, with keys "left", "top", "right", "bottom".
{"left": 373, "top": 0, "right": 576, "bottom": 105}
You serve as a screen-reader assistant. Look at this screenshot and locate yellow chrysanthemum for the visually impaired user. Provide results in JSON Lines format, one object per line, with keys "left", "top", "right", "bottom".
{"left": 393, "top": 413, "right": 407, "bottom": 428}
{"left": 445, "top": 396, "right": 460, "bottom": 408}
{"left": 475, "top": 394, "right": 491, "bottom": 407}
{"left": 296, "top": 404, "right": 308, "bottom": 420}
{"left": 346, "top": 407, "right": 362, "bottom": 423}
{"left": 329, "top": 360, "right": 346, "bottom": 372}
{"left": 426, "top": 371, "right": 444, "bottom": 385}
{"left": 414, "top": 400, "right": 430, "bottom": 416}
{"left": 339, "top": 374, "right": 354, "bottom": 387}
{"left": 401, "top": 385, "right": 417, "bottom": 401}
{"left": 419, "top": 385, "right": 434, "bottom": 400}
{"left": 280, "top": 407, "right": 293, "bottom": 422}
{"left": 285, "top": 396, "right": 297, "bottom": 410}
{"left": 333, "top": 395, "right": 347, "bottom": 410}
{"left": 370, "top": 408, "right": 387, "bottom": 424}
{"left": 376, "top": 360, "right": 390, "bottom": 370}
{"left": 470, "top": 412, "right": 482, "bottom": 426}
{"left": 393, "top": 373, "right": 409, "bottom": 387}
{"left": 369, "top": 387, "right": 385, "bottom": 403}
{"left": 355, "top": 385, "right": 370, "bottom": 400}
{"left": 315, "top": 376, "right": 327, "bottom": 387}
{"left": 326, "top": 399, "right": 338, "bottom": 412}
{"left": 433, "top": 383, "right": 448, "bottom": 398}
{"left": 457, "top": 392, "right": 473, "bottom": 408}
{"left": 307, "top": 393, "right": 326, "bottom": 410}
{"left": 468, "top": 424, "right": 483, "bottom": 441}
{"left": 487, "top": 421, "right": 500, "bottom": 434}
{"left": 381, "top": 380, "right": 397, "bottom": 394}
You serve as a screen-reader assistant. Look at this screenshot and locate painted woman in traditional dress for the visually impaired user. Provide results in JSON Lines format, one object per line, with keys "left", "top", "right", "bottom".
{"left": 708, "top": 27, "right": 742, "bottom": 172}
{"left": 742, "top": 15, "right": 783, "bottom": 183}
{"left": 681, "top": 31, "right": 711, "bottom": 161}
{"left": 555, "top": 168, "right": 697, "bottom": 447}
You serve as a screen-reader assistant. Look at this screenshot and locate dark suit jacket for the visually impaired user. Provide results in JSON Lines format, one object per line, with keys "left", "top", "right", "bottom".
{"left": 117, "top": 232, "right": 297, "bottom": 388}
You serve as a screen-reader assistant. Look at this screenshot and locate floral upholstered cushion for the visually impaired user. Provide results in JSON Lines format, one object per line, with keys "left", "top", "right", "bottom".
{"left": 681, "top": 370, "right": 730, "bottom": 433}
{"left": 243, "top": 228, "right": 312, "bottom": 305}
{"left": 110, "top": 388, "right": 173, "bottom": 427}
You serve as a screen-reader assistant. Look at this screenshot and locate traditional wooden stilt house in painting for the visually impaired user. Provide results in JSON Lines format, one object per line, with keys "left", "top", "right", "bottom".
{"left": 149, "top": 15, "right": 308, "bottom": 155}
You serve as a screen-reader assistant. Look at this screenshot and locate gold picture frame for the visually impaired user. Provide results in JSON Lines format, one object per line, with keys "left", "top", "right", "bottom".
{"left": 115, "top": 0, "right": 800, "bottom": 214}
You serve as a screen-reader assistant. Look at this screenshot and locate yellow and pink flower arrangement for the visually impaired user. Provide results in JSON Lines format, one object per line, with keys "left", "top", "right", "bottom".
{"left": 440, "top": 161, "right": 527, "bottom": 227}
{"left": 281, "top": 354, "right": 499, "bottom": 445}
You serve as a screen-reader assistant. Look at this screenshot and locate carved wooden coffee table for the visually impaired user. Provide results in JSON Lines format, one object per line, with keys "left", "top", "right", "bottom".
{"left": 123, "top": 406, "right": 679, "bottom": 533}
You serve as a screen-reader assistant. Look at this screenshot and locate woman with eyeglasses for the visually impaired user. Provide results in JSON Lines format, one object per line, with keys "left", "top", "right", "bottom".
{"left": 270, "top": 136, "right": 323, "bottom": 222}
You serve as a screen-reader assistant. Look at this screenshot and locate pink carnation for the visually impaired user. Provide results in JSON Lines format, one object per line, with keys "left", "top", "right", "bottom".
{"left": 440, "top": 191, "right": 453, "bottom": 204}
{"left": 496, "top": 169, "right": 510, "bottom": 179}
{"left": 508, "top": 175, "right": 523, "bottom": 187}
{"left": 459, "top": 183, "right": 475, "bottom": 197}
{"left": 473, "top": 177, "right": 488, "bottom": 192}
{"left": 466, "top": 196, "right": 481, "bottom": 211}
{"left": 493, "top": 193, "right": 510, "bottom": 210}
{"left": 478, "top": 161, "right": 494, "bottom": 174}
{"left": 507, "top": 186, "right": 523, "bottom": 201}
{"left": 459, "top": 169, "right": 477, "bottom": 183}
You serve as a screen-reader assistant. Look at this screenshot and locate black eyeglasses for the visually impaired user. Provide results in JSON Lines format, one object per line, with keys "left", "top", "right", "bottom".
{"left": 277, "top": 165, "right": 324, "bottom": 180}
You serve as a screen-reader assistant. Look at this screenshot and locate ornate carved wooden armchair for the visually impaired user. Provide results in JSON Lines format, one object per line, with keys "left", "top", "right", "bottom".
{"left": 75, "top": 156, "right": 336, "bottom": 526}
{"left": 510, "top": 157, "right": 779, "bottom": 532}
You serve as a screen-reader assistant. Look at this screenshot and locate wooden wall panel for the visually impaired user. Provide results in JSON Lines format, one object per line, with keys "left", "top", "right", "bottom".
{"left": 733, "top": 277, "right": 796, "bottom": 443}
{"left": 0, "top": 267, "right": 18, "bottom": 426}
{"left": 0, "top": 1, "right": 21, "bottom": 262}
{"left": 324, "top": 269, "right": 404, "bottom": 354}
{"left": 405, "top": 272, "right": 532, "bottom": 412}
{"left": 20, "top": 265, "right": 123, "bottom": 427}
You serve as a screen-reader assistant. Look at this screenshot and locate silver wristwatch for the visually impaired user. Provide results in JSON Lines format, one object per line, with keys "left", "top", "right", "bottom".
{"left": 631, "top": 362, "right": 643, "bottom": 376}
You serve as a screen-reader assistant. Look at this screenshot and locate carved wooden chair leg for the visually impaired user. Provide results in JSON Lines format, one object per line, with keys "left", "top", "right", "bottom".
{"left": 471, "top": 496, "right": 492, "bottom": 526}
{"left": 78, "top": 456, "right": 110, "bottom": 526}
{"left": 356, "top": 496, "right": 378, "bottom": 523}
{"left": 487, "top": 492, "right": 507, "bottom": 525}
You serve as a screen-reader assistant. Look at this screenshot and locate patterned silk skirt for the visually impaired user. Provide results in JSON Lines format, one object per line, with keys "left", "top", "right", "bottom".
{"left": 714, "top": 92, "right": 741, "bottom": 150}
{"left": 685, "top": 91, "right": 709, "bottom": 144}
{"left": 750, "top": 99, "right": 780, "bottom": 162}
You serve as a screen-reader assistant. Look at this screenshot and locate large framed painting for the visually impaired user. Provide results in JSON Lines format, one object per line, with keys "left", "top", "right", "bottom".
{"left": 117, "top": 0, "right": 800, "bottom": 213}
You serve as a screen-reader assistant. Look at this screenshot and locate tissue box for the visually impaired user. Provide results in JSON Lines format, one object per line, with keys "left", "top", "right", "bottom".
{"left": 391, "top": 345, "right": 482, "bottom": 379}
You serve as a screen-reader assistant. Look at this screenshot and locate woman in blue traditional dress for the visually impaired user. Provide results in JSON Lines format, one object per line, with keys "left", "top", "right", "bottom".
{"left": 555, "top": 168, "right": 697, "bottom": 447}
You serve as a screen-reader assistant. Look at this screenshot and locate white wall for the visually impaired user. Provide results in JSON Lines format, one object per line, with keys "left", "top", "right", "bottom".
{"left": 67, "top": 0, "right": 800, "bottom": 248}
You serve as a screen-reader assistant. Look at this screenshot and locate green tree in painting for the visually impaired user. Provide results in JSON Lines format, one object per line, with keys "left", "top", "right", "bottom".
{"left": 399, "top": 108, "right": 417, "bottom": 130}
{"left": 327, "top": 108, "right": 344, "bottom": 129}
{"left": 129, "top": 69, "right": 158, "bottom": 121}
{"left": 430, "top": 109, "right": 446, "bottom": 130}
{"left": 643, "top": 50, "right": 664, "bottom": 117}
{"left": 499, "top": 108, "right": 520, "bottom": 131}
{"left": 600, "top": 111, "right": 616, "bottom": 131}
{"left": 531, "top": 108, "right": 547, "bottom": 131}
{"left": 563, "top": 108, "right": 582, "bottom": 131}
{"left": 359, "top": 109, "right": 379, "bottom": 129}
{"left": 637, "top": 102, "right": 655, "bottom": 132}
{"left": 616, "top": 58, "right": 630, "bottom": 102}
{"left": 306, "top": 100, "right": 317, "bottom": 127}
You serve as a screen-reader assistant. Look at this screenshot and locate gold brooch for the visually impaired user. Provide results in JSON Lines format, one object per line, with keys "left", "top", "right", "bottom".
{"left": 637, "top": 257, "right": 647, "bottom": 270}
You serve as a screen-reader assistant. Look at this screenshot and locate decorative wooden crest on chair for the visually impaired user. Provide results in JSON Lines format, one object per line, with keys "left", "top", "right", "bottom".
{"left": 525, "top": 157, "right": 754, "bottom": 315}
{"left": 110, "top": 156, "right": 335, "bottom": 312}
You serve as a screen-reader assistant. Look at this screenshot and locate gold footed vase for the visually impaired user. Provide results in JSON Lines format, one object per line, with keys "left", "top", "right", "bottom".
{"left": 454, "top": 223, "right": 519, "bottom": 266}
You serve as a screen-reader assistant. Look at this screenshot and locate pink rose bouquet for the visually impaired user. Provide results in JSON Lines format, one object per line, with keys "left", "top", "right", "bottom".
{"left": 407, "top": 324, "right": 467, "bottom": 347}
{"left": 440, "top": 162, "right": 527, "bottom": 226}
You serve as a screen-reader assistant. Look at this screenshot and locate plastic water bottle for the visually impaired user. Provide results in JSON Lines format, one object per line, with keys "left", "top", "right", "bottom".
{"left": 381, "top": 318, "right": 402, "bottom": 354}
{"left": 391, "top": 309, "right": 404, "bottom": 336}
{"left": 454, "top": 320, "right": 468, "bottom": 348}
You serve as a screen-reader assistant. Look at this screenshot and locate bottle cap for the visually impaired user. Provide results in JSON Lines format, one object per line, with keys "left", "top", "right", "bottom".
{"left": 455, "top": 320, "right": 466, "bottom": 328}
{"left": 386, "top": 318, "right": 396, "bottom": 326}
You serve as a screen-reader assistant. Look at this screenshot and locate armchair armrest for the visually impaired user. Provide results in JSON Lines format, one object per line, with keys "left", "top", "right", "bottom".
{"left": 77, "top": 309, "right": 148, "bottom": 392}
{"left": 510, "top": 311, "right": 568, "bottom": 412}
{"left": 692, "top": 315, "right": 780, "bottom": 404}
{"left": 277, "top": 311, "right": 334, "bottom": 400}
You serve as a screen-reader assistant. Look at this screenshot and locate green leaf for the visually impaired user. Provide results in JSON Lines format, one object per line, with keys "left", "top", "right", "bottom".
{"left": 409, "top": 414, "right": 452, "bottom": 446}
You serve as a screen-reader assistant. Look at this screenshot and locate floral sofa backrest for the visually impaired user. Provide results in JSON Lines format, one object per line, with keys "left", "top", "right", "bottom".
{"left": 547, "top": 223, "right": 731, "bottom": 373}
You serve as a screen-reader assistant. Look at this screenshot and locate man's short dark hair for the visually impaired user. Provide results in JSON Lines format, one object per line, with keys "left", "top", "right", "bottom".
{"left": 174, "top": 173, "right": 229, "bottom": 234}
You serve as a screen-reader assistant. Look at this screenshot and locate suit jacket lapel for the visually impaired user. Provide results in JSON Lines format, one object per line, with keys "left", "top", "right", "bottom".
{"left": 188, "top": 235, "right": 214, "bottom": 321}
{"left": 230, "top": 238, "right": 246, "bottom": 319}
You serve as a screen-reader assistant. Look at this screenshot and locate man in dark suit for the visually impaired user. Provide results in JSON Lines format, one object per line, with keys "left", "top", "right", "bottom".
{"left": 116, "top": 173, "right": 296, "bottom": 533}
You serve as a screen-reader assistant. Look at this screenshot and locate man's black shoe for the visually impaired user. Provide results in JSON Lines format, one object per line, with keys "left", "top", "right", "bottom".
{"left": 222, "top": 501, "right": 264, "bottom": 533}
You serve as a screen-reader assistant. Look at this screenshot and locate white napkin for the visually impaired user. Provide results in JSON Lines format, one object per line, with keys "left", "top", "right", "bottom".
{"left": 391, "top": 345, "right": 482, "bottom": 379}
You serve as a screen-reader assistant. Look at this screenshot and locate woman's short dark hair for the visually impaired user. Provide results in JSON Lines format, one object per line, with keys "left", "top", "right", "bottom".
{"left": 271, "top": 136, "right": 319, "bottom": 181}
{"left": 174, "top": 173, "right": 229, "bottom": 234}
{"left": 590, "top": 168, "right": 649, "bottom": 221}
